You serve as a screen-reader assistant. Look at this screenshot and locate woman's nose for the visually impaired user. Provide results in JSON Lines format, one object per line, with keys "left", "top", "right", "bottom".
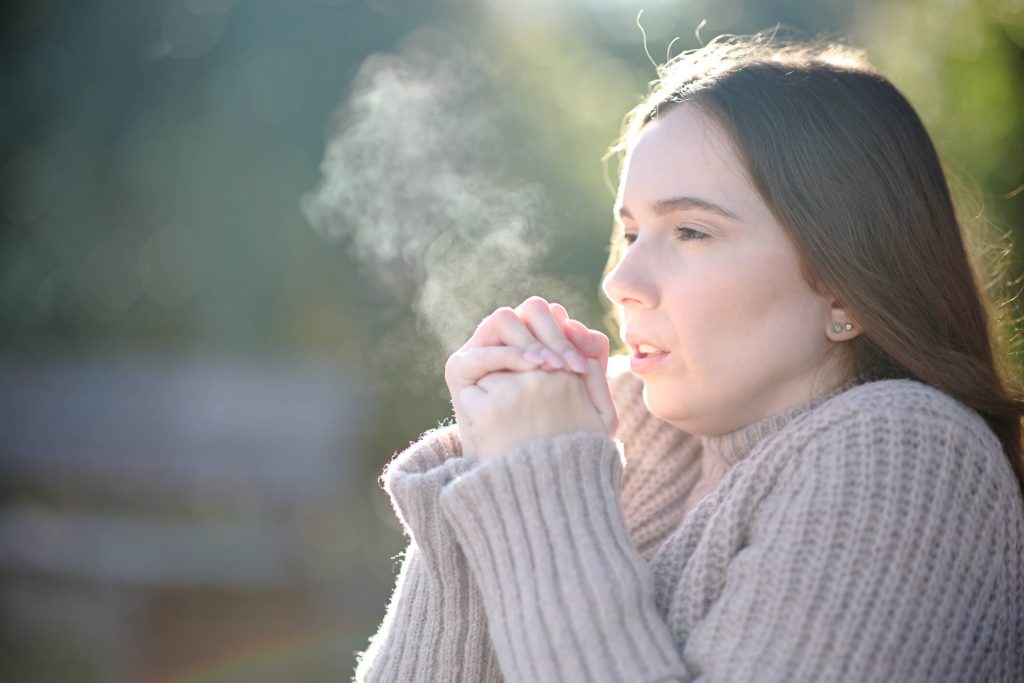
{"left": 602, "top": 247, "right": 657, "bottom": 308}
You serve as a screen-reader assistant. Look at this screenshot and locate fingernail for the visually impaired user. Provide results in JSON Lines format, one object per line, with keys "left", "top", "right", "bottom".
{"left": 523, "top": 350, "right": 544, "bottom": 364}
{"left": 564, "top": 350, "right": 587, "bottom": 373}
{"left": 541, "top": 349, "right": 564, "bottom": 368}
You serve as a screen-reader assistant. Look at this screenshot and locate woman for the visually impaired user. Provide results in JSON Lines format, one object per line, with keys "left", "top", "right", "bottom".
{"left": 354, "top": 30, "right": 1024, "bottom": 682}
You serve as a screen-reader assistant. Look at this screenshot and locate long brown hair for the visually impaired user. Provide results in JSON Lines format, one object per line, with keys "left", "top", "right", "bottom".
{"left": 602, "top": 29, "right": 1024, "bottom": 500}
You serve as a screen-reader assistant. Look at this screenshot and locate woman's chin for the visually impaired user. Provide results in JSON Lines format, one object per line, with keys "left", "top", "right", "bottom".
{"left": 641, "top": 383, "right": 678, "bottom": 420}
{"left": 642, "top": 382, "right": 702, "bottom": 432}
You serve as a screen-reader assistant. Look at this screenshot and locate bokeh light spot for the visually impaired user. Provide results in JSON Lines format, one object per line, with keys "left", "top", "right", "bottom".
{"left": 76, "top": 232, "right": 143, "bottom": 317}
{"left": 139, "top": 225, "right": 208, "bottom": 308}
{"left": 0, "top": 146, "right": 57, "bottom": 225}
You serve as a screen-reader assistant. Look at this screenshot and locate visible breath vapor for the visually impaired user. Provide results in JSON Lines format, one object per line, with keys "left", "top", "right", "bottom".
{"left": 301, "top": 27, "right": 584, "bottom": 382}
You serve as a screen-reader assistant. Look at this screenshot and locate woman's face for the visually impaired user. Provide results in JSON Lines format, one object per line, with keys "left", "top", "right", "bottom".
{"left": 602, "top": 102, "right": 847, "bottom": 436}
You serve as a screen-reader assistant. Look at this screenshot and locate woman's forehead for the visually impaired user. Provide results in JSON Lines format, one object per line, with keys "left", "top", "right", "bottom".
{"left": 618, "top": 104, "right": 754, "bottom": 212}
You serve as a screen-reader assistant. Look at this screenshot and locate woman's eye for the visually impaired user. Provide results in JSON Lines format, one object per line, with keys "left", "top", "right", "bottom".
{"left": 613, "top": 230, "right": 637, "bottom": 247}
{"left": 617, "top": 227, "right": 707, "bottom": 247}
{"left": 674, "top": 226, "right": 709, "bottom": 241}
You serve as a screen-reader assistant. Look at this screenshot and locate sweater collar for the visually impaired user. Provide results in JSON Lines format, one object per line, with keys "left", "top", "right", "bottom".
{"left": 698, "top": 379, "right": 861, "bottom": 468}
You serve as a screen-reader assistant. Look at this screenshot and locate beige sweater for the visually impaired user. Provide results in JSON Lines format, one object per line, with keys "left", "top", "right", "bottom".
{"left": 354, "top": 358, "right": 1024, "bottom": 682}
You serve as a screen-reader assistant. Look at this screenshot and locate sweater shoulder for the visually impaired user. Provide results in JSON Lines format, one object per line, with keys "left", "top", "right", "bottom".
{"left": 812, "top": 378, "right": 996, "bottom": 444}
{"left": 786, "top": 378, "right": 1011, "bottom": 495}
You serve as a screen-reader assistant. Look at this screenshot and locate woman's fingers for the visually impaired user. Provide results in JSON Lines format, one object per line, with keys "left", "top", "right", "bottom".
{"left": 515, "top": 297, "right": 587, "bottom": 373}
{"left": 464, "top": 307, "right": 549, "bottom": 363}
{"left": 549, "top": 303, "right": 602, "bottom": 369}
{"left": 459, "top": 299, "right": 601, "bottom": 375}
{"left": 564, "top": 318, "right": 610, "bottom": 373}
{"left": 548, "top": 302, "right": 570, "bottom": 326}
{"left": 445, "top": 346, "right": 543, "bottom": 390}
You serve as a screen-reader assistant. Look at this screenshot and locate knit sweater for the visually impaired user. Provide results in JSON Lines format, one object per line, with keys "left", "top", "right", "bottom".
{"left": 353, "top": 356, "right": 1024, "bottom": 682}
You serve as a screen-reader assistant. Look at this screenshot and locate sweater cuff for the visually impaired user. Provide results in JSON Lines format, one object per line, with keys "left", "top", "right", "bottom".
{"left": 438, "top": 432, "right": 686, "bottom": 682}
{"left": 380, "top": 425, "right": 477, "bottom": 580}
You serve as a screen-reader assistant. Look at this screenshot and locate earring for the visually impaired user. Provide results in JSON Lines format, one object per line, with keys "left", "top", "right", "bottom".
{"left": 827, "top": 321, "right": 851, "bottom": 335}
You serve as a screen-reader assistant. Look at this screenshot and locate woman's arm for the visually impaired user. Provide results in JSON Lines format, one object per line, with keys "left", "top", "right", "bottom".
{"left": 355, "top": 300, "right": 610, "bottom": 681}
{"left": 353, "top": 425, "right": 502, "bottom": 682}
{"left": 437, "top": 430, "right": 691, "bottom": 682}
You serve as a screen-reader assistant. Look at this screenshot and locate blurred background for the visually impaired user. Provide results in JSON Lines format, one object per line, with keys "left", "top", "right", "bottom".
{"left": 1, "top": 0, "right": 1021, "bottom": 681}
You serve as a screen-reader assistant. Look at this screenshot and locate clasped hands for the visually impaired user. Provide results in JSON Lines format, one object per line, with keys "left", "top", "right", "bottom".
{"left": 444, "top": 296, "right": 618, "bottom": 463}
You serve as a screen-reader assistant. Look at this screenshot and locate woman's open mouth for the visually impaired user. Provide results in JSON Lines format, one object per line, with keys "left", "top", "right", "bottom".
{"left": 635, "top": 344, "right": 664, "bottom": 359}
{"left": 631, "top": 344, "right": 669, "bottom": 373}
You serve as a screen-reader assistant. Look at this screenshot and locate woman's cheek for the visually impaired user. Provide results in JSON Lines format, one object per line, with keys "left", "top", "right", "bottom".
{"left": 672, "top": 268, "right": 733, "bottom": 367}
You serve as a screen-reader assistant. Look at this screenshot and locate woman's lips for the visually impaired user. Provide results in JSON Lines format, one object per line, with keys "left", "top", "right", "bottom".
{"left": 624, "top": 334, "right": 670, "bottom": 374}
{"left": 630, "top": 347, "right": 670, "bottom": 374}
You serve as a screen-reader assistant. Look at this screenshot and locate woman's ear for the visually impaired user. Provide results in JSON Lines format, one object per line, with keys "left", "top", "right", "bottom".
{"left": 825, "top": 300, "right": 864, "bottom": 342}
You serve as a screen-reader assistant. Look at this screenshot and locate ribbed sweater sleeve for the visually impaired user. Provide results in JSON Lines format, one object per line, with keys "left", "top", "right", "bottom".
{"left": 678, "top": 401, "right": 1024, "bottom": 682}
{"left": 353, "top": 364, "right": 687, "bottom": 683}
{"left": 437, "top": 431, "right": 691, "bottom": 682}
{"left": 353, "top": 425, "right": 502, "bottom": 682}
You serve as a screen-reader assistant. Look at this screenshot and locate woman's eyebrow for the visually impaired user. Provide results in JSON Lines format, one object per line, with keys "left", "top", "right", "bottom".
{"left": 617, "top": 196, "right": 741, "bottom": 221}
